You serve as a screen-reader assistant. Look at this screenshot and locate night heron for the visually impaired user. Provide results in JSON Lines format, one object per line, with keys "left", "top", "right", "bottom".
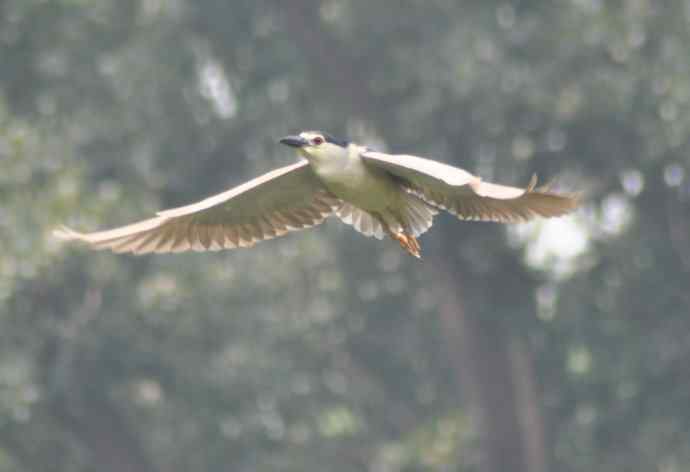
{"left": 54, "top": 131, "right": 579, "bottom": 258}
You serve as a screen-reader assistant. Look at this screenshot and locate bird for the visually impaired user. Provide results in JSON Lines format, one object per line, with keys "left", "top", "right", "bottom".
{"left": 54, "top": 131, "right": 580, "bottom": 258}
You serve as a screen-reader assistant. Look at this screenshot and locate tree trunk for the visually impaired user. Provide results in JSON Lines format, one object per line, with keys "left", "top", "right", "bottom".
{"left": 435, "top": 259, "right": 547, "bottom": 472}
{"left": 509, "top": 337, "right": 548, "bottom": 472}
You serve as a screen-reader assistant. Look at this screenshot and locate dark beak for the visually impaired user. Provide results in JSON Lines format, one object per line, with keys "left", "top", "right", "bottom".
{"left": 279, "top": 135, "right": 309, "bottom": 148}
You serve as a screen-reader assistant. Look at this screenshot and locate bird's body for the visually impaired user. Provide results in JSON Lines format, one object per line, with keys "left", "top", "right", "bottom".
{"left": 296, "top": 136, "right": 433, "bottom": 256}
{"left": 54, "top": 131, "right": 580, "bottom": 258}
{"left": 307, "top": 141, "right": 396, "bottom": 211}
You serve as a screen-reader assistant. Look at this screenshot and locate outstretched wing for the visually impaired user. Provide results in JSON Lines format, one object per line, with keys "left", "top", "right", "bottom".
{"left": 54, "top": 161, "right": 341, "bottom": 254}
{"left": 361, "top": 151, "right": 579, "bottom": 222}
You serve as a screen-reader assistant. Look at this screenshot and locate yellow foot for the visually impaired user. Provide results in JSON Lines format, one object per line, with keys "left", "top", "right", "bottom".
{"left": 392, "top": 233, "right": 421, "bottom": 259}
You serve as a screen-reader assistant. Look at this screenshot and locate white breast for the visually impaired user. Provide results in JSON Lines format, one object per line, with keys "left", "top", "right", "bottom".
{"left": 308, "top": 145, "right": 399, "bottom": 211}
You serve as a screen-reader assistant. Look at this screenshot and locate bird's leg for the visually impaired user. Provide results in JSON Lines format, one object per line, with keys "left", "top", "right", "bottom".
{"left": 374, "top": 212, "right": 422, "bottom": 259}
{"left": 392, "top": 232, "right": 421, "bottom": 259}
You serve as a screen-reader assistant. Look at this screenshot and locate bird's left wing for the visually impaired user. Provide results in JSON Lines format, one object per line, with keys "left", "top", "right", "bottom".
{"left": 54, "top": 161, "right": 341, "bottom": 254}
{"left": 361, "top": 151, "right": 579, "bottom": 222}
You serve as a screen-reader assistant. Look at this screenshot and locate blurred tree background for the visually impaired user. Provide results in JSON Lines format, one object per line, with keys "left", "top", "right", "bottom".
{"left": 1, "top": 0, "right": 690, "bottom": 471}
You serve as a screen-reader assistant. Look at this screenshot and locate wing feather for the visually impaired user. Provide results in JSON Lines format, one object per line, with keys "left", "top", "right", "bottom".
{"left": 362, "top": 151, "right": 579, "bottom": 222}
{"left": 54, "top": 161, "right": 342, "bottom": 254}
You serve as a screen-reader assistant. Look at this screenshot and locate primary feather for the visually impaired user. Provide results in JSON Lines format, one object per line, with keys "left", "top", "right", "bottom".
{"left": 361, "top": 151, "right": 579, "bottom": 223}
{"left": 54, "top": 161, "right": 342, "bottom": 254}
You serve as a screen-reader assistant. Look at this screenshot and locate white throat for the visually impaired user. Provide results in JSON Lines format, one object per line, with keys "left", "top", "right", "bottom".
{"left": 301, "top": 143, "right": 355, "bottom": 175}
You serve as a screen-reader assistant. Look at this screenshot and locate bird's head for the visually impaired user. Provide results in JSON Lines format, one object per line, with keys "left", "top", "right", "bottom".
{"left": 280, "top": 131, "right": 349, "bottom": 161}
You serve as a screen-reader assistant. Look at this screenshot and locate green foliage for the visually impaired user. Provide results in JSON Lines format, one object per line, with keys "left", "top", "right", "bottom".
{"left": 1, "top": 0, "right": 689, "bottom": 471}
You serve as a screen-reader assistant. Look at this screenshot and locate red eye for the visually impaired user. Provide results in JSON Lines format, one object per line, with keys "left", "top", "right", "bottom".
{"left": 312, "top": 136, "right": 324, "bottom": 145}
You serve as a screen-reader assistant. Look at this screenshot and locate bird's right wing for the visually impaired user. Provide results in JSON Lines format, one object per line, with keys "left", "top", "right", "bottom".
{"left": 361, "top": 150, "right": 579, "bottom": 222}
{"left": 54, "top": 161, "right": 341, "bottom": 254}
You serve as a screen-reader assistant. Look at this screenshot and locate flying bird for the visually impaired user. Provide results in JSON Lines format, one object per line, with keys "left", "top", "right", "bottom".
{"left": 54, "top": 131, "right": 579, "bottom": 258}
